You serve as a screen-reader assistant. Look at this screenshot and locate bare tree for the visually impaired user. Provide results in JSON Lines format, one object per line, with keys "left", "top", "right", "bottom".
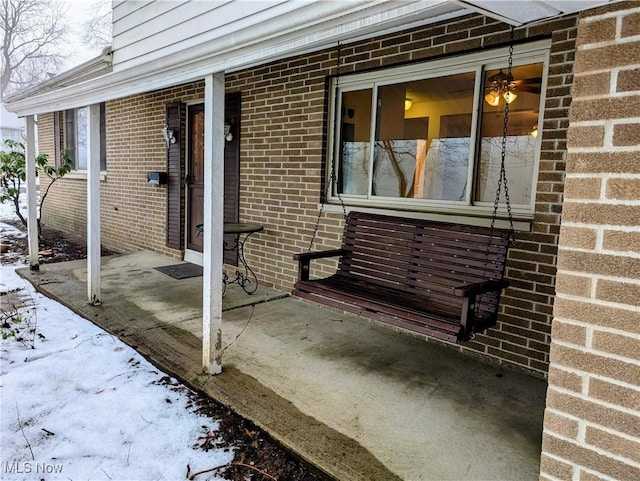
{"left": 80, "top": 0, "right": 111, "bottom": 51}
{"left": 0, "top": 0, "right": 69, "bottom": 99}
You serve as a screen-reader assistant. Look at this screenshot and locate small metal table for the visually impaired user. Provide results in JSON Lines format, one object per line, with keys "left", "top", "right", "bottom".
{"left": 195, "top": 222, "right": 264, "bottom": 294}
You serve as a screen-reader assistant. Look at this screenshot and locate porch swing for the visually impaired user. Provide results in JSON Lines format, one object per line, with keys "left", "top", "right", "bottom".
{"left": 293, "top": 34, "right": 516, "bottom": 343}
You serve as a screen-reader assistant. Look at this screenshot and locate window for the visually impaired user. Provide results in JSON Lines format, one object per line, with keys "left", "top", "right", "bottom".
{"left": 63, "top": 103, "right": 106, "bottom": 171}
{"left": 328, "top": 42, "right": 549, "bottom": 219}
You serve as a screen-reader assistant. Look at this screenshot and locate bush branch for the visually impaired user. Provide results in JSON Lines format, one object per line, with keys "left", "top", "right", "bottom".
{"left": 16, "top": 403, "right": 35, "bottom": 461}
{"left": 186, "top": 461, "right": 277, "bottom": 481}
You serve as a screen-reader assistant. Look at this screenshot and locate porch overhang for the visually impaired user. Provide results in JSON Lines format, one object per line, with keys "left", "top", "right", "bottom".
{"left": 3, "top": 0, "right": 616, "bottom": 117}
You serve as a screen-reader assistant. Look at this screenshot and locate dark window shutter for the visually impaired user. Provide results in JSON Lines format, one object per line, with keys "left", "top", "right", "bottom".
{"left": 53, "top": 112, "right": 61, "bottom": 167}
{"left": 100, "top": 103, "right": 107, "bottom": 171}
{"left": 64, "top": 109, "right": 76, "bottom": 169}
{"left": 166, "top": 101, "right": 184, "bottom": 250}
{"left": 223, "top": 92, "right": 241, "bottom": 265}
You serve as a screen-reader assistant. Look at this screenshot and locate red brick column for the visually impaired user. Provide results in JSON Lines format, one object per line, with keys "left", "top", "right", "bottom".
{"left": 540, "top": 2, "right": 640, "bottom": 480}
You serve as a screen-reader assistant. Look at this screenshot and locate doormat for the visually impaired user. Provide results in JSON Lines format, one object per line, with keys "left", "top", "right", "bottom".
{"left": 154, "top": 263, "right": 203, "bottom": 280}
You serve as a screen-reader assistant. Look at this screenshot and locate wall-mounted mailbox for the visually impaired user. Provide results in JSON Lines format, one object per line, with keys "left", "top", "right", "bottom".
{"left": 147, "top": 171, "right": 167, "bottom": 186}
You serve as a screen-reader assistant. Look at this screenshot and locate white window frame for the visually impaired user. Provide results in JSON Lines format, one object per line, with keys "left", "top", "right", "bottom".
{"left": 63, "top": 104, "right": 107, "bottom": 178}
{"left": 65, "top": 107, "right": 88, "bottom": 171}
{"left": 326, "top": 40, "right": 551, "bottom": 222}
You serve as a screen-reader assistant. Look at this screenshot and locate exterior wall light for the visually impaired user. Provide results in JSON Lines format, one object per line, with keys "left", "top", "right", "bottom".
{"left": 162, "top": 125, "right": 176, "bottom": 149}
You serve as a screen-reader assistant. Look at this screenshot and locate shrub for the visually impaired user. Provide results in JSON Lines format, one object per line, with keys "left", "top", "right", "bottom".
{"left": 0, "top": 139, "right": 70, "bottom": 237}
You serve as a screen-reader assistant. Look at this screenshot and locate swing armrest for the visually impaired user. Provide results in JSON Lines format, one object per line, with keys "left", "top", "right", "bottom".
{"left": 294, "top": 249, "right": 346, "bottom": 282}
{"left": 453, "top": 279, "right": 509, "bottom": 297}
{"left": 293, "top": 249, "right": 346, "bottom": 262}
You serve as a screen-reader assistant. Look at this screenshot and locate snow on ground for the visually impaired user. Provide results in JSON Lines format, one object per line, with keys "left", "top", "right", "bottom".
{"left": 0, "top": 201, "right": 234, "bottom": 480}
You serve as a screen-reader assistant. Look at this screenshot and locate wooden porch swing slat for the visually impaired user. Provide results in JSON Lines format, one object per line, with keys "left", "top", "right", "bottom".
{"left": 293, "top": 211, "right": 511, "bottom": 343}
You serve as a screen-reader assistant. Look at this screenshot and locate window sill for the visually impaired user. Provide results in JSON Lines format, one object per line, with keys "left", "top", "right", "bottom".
{"left": 63, "top": 171, "right": 108, "bottom": 181}
{"left": 321, "top": 202, "right": 532, "bottom": 232}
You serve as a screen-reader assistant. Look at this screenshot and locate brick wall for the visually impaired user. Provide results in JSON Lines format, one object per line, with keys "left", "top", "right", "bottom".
{"left": 33, "top": 113, "right": 87, "bottom": 244}
{"left": 40, "top": 83, "right": 205, "bottom": 257}
{"left": 39, "top": 12, "right": 579, "bottom": 376}
{"left": 37, "top": 112, "right": 88, "bottom": 240}
{"left": 35, "top": 113, "right": 54, "bottom": 159}
{"left": 540, "top": 2, "right": 640, "bottom": 480}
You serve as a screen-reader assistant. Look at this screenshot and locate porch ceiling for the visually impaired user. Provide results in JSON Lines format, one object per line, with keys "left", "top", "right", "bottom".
{"left": 5, "top": 0, "right": 617, "bottom": 117}
{"left": 460, "top": 0, "right": 615, "bottom": 25}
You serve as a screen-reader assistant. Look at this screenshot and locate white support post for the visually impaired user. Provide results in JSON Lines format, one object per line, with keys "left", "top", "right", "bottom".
{"left": 87, "top": 104, "right": 101, "bottom": 305}
{"left": 202, "top": 72, "right": 225, "bottom": 374}
{"left": 25, "top": 115, "right": 39, "bottom": 271}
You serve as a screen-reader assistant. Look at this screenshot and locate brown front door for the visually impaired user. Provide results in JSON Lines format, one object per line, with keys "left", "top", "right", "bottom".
{"left": 186, "top": 95, "right": 241, "bottom": 263}
{"left": 187, "top": 104, "right": 205, "bottom": 252}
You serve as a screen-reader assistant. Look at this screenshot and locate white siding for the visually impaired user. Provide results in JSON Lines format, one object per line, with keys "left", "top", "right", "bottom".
{"left": 111, "top": 0, "right": 298, "bottom": 71}
{"left": 109, "top": 0, "right": 472, "bottom": 73}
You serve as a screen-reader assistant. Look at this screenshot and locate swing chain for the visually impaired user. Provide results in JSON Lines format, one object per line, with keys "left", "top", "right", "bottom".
{"left": 308, "top": 153, "right": 348, "bottom": 251}
{"left": 308, "top": 43, "right": 347, "bottom": 252}
{"left": 308, "top": 195, "right": 326, "bottom": 252}
{"left": 491, "top": 33, "right": 516, "bottom": 245}
{"left": 470, "top": 27, "right": 516, "bottom": 340}
{"left": 332, "top": 43, "right": 348, "bottom": 221}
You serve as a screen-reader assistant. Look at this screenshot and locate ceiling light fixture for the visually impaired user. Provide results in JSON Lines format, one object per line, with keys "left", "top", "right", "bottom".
{"left": 484, "top": 69, "right": 517, "bottom": 106}
{"left": 530, "top": 125, "right": 538, "bottom": 138}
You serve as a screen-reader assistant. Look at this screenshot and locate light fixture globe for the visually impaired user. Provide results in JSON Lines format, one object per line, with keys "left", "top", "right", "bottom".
{"left": 484, "top": 90, "right": 501, "bottom": 107}
{"left": 503, "top": 90, "right": 517, "bottom": 104}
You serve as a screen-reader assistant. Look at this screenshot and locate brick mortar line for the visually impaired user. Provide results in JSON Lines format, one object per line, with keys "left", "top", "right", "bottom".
{"left": 551, "top": 339, "right": 640, "bottom": 367}
{"left": 552, "top": 316, "right": 640, "bottom": 340}
{"left": 581, "top": 6, "right": 640, "bottom": 23}
{"left": 545, "top": 408, "right": 638, "bottom": 443}
{"left": 557, "top": 247, "right": 640, "bottom": 259}
{"left": 549, "top": 364, "right": 640, "bottom": 394}
{"left": 545, "top": 407, "right": 640, "bottom": 444}
{"left": 580, "top": 35, "right": 640, "bottom": 49}
{"left": 562, "top": 198, "right": 640, "bottom": 205}
{"left": 565, "top": 173, "right": 640, "bottom": 179}
{"left": 540, "top": 428, "right": 640, "bottom": 469}
{"left": 560, "top": 222, "right": 640, "bottom": 232}
{"left": 557, "top": 270, "right": 640, "bottom": 285}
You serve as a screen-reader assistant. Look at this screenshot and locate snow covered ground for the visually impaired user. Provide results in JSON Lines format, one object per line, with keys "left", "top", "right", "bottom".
{"left": 0, "top": 202, "right": 234, "bottom": 480}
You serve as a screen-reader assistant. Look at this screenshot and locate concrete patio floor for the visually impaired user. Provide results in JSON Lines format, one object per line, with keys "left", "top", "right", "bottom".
{"left": 17, "top": 251, "right": 547, "bottom": 481}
